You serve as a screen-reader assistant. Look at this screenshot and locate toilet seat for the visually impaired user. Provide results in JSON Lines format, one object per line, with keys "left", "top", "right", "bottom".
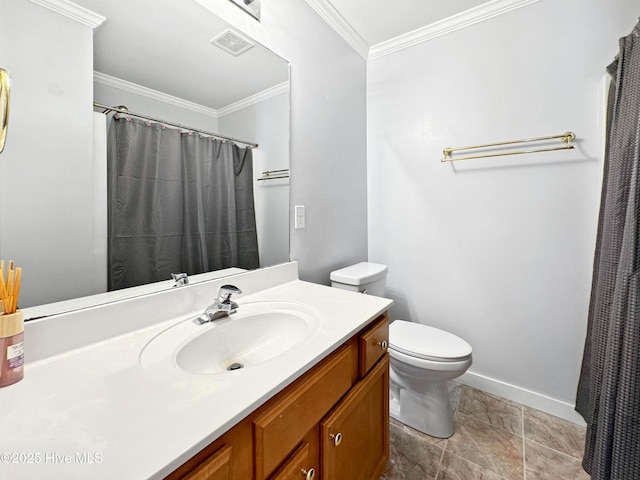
{"left": 390, "top": 320, "right": 472, "bottom": 362}
{"left": 389, "top": 347, "right": 472, "bottom": 372}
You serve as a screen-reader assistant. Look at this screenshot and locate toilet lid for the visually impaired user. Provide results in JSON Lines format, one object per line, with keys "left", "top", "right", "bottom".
{"left": 330, "top": 262, "right": 388, "bottom": 286}
{"left": 389, "top": 320, "right": 472, "bottom": 362}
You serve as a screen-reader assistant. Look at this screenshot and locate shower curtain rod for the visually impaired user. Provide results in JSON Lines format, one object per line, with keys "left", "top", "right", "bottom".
{"left": 93, "top": 102, "right": 259, "bottom": 149}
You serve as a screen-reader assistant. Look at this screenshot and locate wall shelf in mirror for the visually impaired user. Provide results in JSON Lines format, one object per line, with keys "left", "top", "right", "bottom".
{"left": 258, "top": 169, "right": 290, "bottom": 181}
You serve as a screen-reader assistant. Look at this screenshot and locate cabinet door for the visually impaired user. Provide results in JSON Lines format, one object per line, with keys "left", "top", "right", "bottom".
{"left": 270, "top": 442, "right": 316, "bottom": 480}
{"left": 320, "top": 356, "right": 389, "bottom": 480}
{"left": 182, "top": 444, "right": 232, "bottom": 480}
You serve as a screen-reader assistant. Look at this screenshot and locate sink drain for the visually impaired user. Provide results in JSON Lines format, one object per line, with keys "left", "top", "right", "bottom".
{"left": 227, "top": 362, "right": 244, "bottom": 371}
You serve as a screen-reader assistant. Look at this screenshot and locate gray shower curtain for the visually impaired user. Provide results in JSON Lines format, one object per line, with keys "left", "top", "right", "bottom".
{"left": 576, "top": 20, "right": 640, "bottom": 480}
{"left": 107, "top": 116, "right": 259, "bottom": 290}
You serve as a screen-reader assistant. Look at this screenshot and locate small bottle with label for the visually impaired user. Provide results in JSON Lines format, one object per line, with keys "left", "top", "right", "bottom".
{"left": 0, "top": 310, "right": 24, "bottom": 387}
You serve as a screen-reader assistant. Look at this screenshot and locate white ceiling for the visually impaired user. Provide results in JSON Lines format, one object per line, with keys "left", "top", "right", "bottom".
{"left": 69, "top": 0, "right": 494, "bottom": 110}
{"left": 72, "top": 0, "right": 289, "bottom": 110}
{"left": 327, "top": 0, "right": 490, "bottom": 46}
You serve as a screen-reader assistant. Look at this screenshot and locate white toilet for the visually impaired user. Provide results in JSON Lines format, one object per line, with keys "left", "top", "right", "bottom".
{"left": 330, "top": 262, "right": 473, "bottom": 438}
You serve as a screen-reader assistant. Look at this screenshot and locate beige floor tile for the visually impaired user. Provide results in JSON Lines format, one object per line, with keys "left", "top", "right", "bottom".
{"left": 457, "top": 386, "right": 523, "bottom": 436}
{"left": 481, "top": 470, "right": 508, "bottom": 480}
{"left": 390, "top": 417, "right": 448, "bottom": 447}
{"left": 524, "top": 440, "right": 590, "bottom": 480}
{"left": 387, "top": 386, "right": 589, "bottom": 480}
{"left": 446, "top": 412, "right": 524, "bottom": 479}
{"left": 523, "top": 406, "right": 586, "bottom": 459}
{"left": 382, "top": 421, "right": 444, "bottom": 480}
{"left": 436, "top": 451, "right": 508, "bottom": 480}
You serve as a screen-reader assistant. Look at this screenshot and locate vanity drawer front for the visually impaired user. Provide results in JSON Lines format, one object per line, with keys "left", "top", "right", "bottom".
{"left": 359, "top": 313, "right": 389, "bottom": 376}
{"left": 254, "top": 344, "right": 355, "bottom": 479}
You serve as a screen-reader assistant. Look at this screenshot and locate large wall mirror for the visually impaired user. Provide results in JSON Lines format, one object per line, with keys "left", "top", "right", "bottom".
{"left": 0, "top": 0, "right": 290, "bottom": 319}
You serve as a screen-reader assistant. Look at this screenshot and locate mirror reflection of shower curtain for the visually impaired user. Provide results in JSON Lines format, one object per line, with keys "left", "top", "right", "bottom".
{"left": 107, "top": 116, "right": 259, "bottom": 290}
{"left": 576, "top": 20, "right": 640, "bottom": 480}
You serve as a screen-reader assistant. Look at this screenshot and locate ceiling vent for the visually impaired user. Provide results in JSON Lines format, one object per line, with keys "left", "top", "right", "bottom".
{"left": 211, "top": 29, "right": 255, "bottom": 56}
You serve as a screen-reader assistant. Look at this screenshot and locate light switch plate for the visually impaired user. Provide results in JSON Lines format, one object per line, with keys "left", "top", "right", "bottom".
{"left": 295, "top": 205, "right": 305, "bottom": 229}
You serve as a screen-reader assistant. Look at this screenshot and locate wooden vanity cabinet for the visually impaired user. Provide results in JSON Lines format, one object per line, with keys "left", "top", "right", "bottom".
{"left": 253, "top": 344, "right": 357, "bottom": 478}
{"left": 320, "top": 357, "right": 389, "bottom": 480}
{"left": 168, "top": 421, "right": 253, "bottom": 480}
{"left": 169, "top": 312, "right": 389, "bottom": 480}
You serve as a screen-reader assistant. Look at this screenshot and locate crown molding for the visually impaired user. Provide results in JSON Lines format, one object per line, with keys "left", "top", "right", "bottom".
{"left": 93, "top": 72, "right": 219, "bottom": 118}
{"left": 369, "top": 0, "right": 541, "bottom": 60}
{"left": 94, "top": 72, "right": 289, "bottom": 119}
{"left": 304, "top": 0, "right": 369, "bottom": 60}
{"left": 218, "top": 82, "right": 290, "bottom": 117}
{"left": 28, "top": 0, "right": 106, "bottom": 29}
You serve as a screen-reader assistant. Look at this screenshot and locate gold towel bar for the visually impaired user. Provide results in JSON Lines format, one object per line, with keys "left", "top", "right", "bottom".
{"left": 257, "top": 169, "right": 289, "bottom": 181}
{"left": 441, "top": 132, "right": 575, "bottom": 162}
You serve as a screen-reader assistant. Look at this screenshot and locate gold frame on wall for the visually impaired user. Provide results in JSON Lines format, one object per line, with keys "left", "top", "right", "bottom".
{"left": 0, "top": 68, "right": 10, "bottom": 154}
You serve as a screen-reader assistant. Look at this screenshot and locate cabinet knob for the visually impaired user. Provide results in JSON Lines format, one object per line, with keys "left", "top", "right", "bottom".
{"left": 301, "top": 468, "right": 315, "bottom": 480}
{"left": 380, "top": 340, "right": 388, "bottom": 351}
{"left": 329, "top": 432, "right": 343, "bottom": 446}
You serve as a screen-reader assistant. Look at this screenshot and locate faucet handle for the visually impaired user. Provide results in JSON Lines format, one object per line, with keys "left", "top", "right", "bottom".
{"left": 172, "top": 272, "right": 189, "bottom": 287}
{"left": 218, "top": 284, "right": 242, "bottom": 303}
{"left": 220, "top": 284, "right": 242, "bottom": 294}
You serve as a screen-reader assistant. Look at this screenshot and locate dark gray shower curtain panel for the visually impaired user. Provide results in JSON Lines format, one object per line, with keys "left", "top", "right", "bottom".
{"left": 107, "top": 116, "right": 259, "bottom": 290}
{"left": 576, "top": 21, "right": 640, "bottom": 480}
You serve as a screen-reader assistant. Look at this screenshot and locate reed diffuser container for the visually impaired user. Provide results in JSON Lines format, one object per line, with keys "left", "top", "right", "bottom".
{"left": 0, "top": 309, "right": 23, "bottom": 387}
{"left": 0, "top": 260, "right": 24, "bottom": 387}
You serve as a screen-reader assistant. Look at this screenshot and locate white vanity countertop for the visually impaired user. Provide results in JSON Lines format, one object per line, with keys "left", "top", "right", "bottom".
{"left": 0, "top": 263, "right": 392, "bottom": 479}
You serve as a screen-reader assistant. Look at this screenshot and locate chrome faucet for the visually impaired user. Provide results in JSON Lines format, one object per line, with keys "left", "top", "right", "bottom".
{"left": 193, "top": 284, "right": 243, "bottom": 325}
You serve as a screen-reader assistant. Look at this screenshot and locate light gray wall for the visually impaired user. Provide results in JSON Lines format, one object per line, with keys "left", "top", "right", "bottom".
{"left": 366, "top": 0, "right": 638, "bottom": 421}
{"left": 195, "top": 0, "right": 369, "bottom": 285}
{"left": 0, "top": 0, "right": 97, "bottom": 307}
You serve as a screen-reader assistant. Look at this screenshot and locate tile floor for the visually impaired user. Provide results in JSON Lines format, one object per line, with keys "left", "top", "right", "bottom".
{"left": 382, "top": 384, "right": 589, "bottom": 480}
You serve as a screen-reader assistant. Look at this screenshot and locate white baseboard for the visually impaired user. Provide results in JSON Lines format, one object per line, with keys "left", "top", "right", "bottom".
{"left": 458, "top": 371, "right": 586, "bottom": 426}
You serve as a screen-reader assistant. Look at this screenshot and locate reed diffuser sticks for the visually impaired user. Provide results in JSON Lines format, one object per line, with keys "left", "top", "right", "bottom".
{"left": 0, "top": 260, "right": 22, "bottom": 314}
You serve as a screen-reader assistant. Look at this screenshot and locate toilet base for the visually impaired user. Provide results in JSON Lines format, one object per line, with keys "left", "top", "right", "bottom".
{"left": 389, "top": 378, "right": 454, "bottom": 438}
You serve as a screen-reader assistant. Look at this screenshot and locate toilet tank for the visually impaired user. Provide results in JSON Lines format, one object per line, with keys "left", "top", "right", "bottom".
{"left": 330, "top": 262, "right": 388, "bottom": 297}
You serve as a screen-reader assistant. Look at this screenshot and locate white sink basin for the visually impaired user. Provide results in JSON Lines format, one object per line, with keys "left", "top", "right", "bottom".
{"left": 140, "top": 301, "right": 320, "bottom": 374}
